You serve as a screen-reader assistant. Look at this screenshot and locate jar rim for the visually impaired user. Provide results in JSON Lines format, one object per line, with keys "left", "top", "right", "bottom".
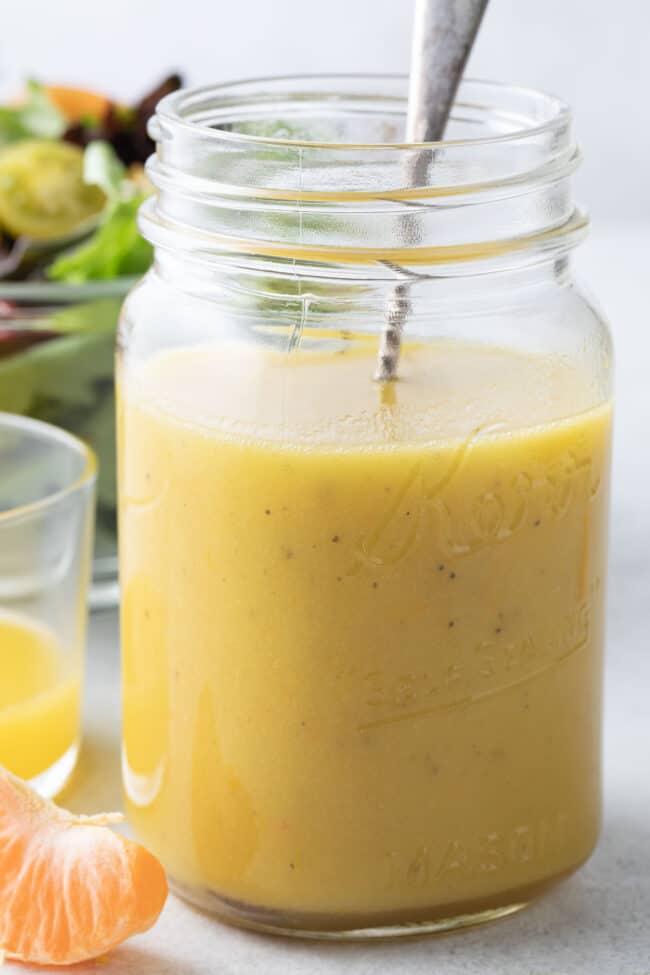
{"left": 144, "top": 75, "right": 584, "bottom": 272}
{"left": 155, "top": 74, "right": 571, "bottom": 153}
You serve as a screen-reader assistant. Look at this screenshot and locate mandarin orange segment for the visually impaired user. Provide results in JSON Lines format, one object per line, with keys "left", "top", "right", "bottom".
{"left": 0, "top": 765, "right": 168, "bottom": 966}
{"left": 45, "top": 85, "right": 112, "bottom": 123}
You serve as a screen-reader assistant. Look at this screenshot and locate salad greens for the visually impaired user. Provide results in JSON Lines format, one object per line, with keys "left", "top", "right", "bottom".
{"left": 0, "top": 81, "right": 66, "bottom": 147}
{"left": 0, "top": 75, "right": 181, "bottom": 561}
{"left": 47, "top": 194, "right": 151, "bottom": 282}
{"left": 48, "top": 141, "right": 152, "bottom": 282}
{"left": 0, "top": 76, "right": 182, "bottom": 282}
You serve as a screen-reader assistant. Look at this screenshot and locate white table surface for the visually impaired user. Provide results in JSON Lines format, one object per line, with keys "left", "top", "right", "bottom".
{"left": 9, "top": 224, "right": 650, "bottom": 975}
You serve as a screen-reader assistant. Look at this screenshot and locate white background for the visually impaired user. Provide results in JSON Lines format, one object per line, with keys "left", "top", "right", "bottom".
{"left": 1, "top": 0, "right": 649, "bottom": 224}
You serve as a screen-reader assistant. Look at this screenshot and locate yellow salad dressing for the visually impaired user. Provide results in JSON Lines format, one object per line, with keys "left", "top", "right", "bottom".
{"left": 119, "top": 338, "right": 611, "bottom": 924}
{"left": 0, "top": 612, "right": 81, "bottom": 781}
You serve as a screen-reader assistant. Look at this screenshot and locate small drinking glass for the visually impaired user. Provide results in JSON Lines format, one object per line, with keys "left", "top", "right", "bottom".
{"left": 0, "top": 412, "right": 95, "bottom": 797}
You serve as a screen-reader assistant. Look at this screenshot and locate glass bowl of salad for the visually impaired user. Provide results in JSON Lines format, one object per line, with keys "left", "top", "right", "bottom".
{"left": 0, "top": 76, "right": 181, "bottom": 606}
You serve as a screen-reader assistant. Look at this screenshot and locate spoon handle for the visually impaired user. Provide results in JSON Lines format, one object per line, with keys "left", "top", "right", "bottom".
{"left": 375, "top": 0, "right": 490, "bottom": 383}
{"left": 407, "top": 0, "right": 490, "bottom": 143}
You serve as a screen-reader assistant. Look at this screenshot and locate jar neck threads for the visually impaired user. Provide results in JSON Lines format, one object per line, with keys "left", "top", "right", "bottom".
{"left": 142, "top": 76, "right": 587, "bottom": 277}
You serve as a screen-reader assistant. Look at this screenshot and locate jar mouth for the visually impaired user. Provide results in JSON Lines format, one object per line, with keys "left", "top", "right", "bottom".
{"left": 154, "top": 74, "right": 571, "bottom": 152}
{"left": 144, "top": 75, "right": 585, "bottom": 272}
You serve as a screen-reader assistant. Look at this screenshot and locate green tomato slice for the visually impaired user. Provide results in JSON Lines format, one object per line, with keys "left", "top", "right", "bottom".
{"left": 0, "top": 139, "right": 106, "bottom": 241}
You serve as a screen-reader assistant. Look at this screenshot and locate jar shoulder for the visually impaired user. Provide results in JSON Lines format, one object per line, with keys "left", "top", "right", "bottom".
{"left": 118, "top": 265, "right": 613, "bottom": 402}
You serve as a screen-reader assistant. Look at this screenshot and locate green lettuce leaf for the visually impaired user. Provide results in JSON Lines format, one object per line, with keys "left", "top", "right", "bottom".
{"left": 82, "top": 139, "right": 126, "bottom": 200}
{"left": 47, "top": 194, "right": 152, "bottom": 282}
{"left": 0, "top": 80, "right": 66, "bottom": 147}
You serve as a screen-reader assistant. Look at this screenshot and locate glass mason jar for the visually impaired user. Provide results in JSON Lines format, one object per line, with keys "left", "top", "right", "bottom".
{"left": 118, "top": 76, "right": 613, "bottom": 938}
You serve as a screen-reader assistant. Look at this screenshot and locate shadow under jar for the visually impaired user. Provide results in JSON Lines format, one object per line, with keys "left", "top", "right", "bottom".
{"left": 117, "top": 76, "right": 613, "bottom": 939}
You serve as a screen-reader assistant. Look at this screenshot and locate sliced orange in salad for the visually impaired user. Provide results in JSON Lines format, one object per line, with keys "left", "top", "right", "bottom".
{"left": 0, "top": 139, "right": 106, "bottom": 241}
{"left": 0, "top": 764, "right": 168, "bottom": 965}
{"left": 45, "top": 84, "right": 112, "bottom": 124}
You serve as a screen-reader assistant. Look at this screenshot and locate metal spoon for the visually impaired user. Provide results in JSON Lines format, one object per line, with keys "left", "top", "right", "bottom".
{"left": 375, "top": 0, "right": 490, "bottom": 382}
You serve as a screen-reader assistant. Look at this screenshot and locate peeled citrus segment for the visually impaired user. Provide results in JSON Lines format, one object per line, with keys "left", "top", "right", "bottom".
{"left": 0, "top": 765, "right": 168, "bottom": 966}
{"left": 0, "top": 140, "right": 106, "bottom": 241}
